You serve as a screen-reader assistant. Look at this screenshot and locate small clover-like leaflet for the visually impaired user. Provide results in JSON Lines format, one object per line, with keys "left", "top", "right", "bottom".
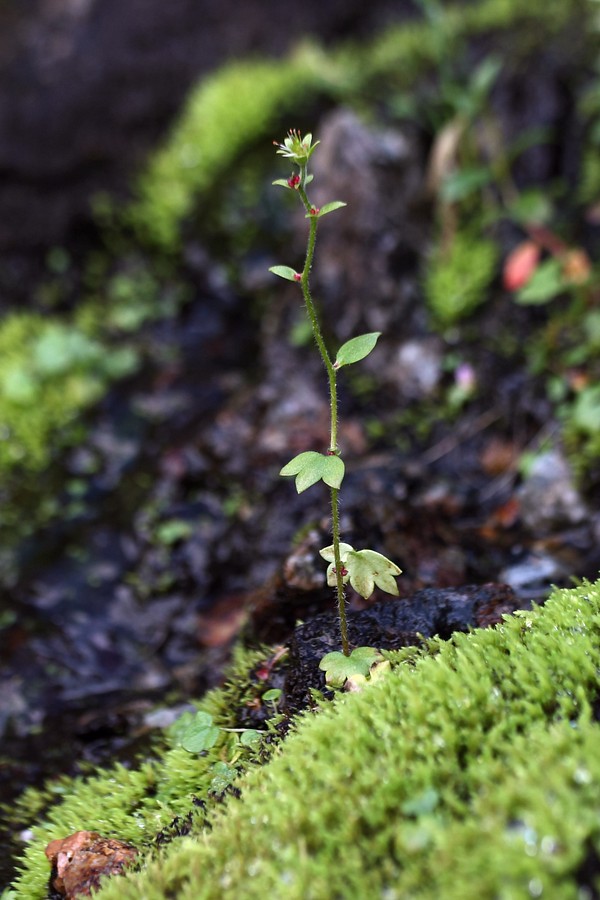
{"left": 280, "top": 451, "right": 344, "bottom": 493}
{"left": 178, "top": 711, "right": 220, "bottom": 753}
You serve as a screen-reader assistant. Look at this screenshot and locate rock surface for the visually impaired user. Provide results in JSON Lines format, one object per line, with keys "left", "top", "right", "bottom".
{"left": 284, "top": 583, "right": 522, "bottom": 710}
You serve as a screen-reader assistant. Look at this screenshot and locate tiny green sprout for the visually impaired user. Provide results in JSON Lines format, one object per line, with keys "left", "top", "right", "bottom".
{"left": 270, "top": 129, "right": 401, "bottom": 656}
{"left": 262, "top": 688, "right": 283, "bottom": 712}
{"left": 175, "top": 710, "right": 267, "bottom": 758}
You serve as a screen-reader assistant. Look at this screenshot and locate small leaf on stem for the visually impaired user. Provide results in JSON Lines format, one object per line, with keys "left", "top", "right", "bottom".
{"left": 334, "top": 332, "right": 381, "bottom": 369}
{"left": 280, "top": 451, "right": 345, "bottom": 493}
{"left": 305, "top": 201, "right": 347, "bottom": 219}
{"left": 320, "top": 545, "right": 401, "bottom": 598}
{"left": 269, "top": 265, "right": 301, "bottom": 282}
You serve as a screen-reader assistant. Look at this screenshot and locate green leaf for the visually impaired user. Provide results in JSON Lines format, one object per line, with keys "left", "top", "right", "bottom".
{"left": 471, "top": 55, "right": 502, "bottom": 100}
{"left": 441, "top": 167, "right": 492, "bottom": 203}
{"left": 269, "top": 265, "right": 300, "bottom": 282}
{"left": 515, "top": 258, "right": 564, "bottom": 304}
{"left": 210, "top": 762, "right": 237, "bottom": 793}
{"left": 280, "top": 451, "right": 345, "bottom": 493}
{"left": 345, "top": 549, "right": 402, "bottom": 599}
{"left": 272, "top": 179, "right": 292, "bottom": 188}
{"left": 155, "top": 519, "right": 193, "bottom": 545}
{"left": 319, "top": 542, "right": 354, "bottom": 563}
{"left": 239, "top": 730, "right": 262, "bottom": 748}
{"left": 321, "top": 542, "right": 353, "bottom": 588}
{"left": 318, "top": 647, "right": 381, "bottom": 687}
{"left": 571, "top": 386, "right": 600, "bottom": 435}
{"left": 262, "top": 688, "right": 282, "bottom": 704}
{"left": 348, "top": 646, "right": 382, "bottom": 666}
{"left": 317, "top": 201, "right": 347, "bottom": 217}
{"left": 506, "top": 188, "right": 553, "bottom": 226}
{"left": 321, "top": 455, "right": 345, "bottom": 489}
{"left": 334, "top": 332, "right": 381, "bottom": 369}
{"left": 179, "top": 711, "right": 220, "bottom": 753}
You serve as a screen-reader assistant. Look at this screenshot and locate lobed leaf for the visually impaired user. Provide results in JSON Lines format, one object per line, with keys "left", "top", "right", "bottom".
{"left": 319, "top": 542, "right": 354, "bottom": 563}
{"left": 280, "top": 451, "right": 345, "bottom": 493}
{"left": 345, "top": 548, "right": 402, "bottom": 599}
{"left": 319, "top": 647, "right": 381, "bottom": 687}
{"left": 334, "top": 332, "right": 381, "bottom": 369}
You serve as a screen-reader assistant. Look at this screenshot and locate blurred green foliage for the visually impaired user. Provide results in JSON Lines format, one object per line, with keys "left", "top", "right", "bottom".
{"left": 424, "top": 232, "right": 498, "bottom": 326}
{"left": 0, "top": 313, "right": 137, "bottom": 474}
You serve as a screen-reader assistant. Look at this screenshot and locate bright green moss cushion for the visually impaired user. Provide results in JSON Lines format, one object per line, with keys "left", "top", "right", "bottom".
{"left": 88, "top": 580, "right": 600, "bottom": 899}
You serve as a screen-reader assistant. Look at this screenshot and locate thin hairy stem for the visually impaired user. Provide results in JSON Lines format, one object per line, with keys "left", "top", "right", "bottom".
{"left": 297, "top": 174, "right": 348, "bottom": 652}
{"left": 331, "top": 487, "right": 349, "bottom": 656}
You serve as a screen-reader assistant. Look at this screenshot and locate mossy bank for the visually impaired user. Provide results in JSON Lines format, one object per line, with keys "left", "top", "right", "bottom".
{"left": 6, "top": 579, "right": 600, "bottom": 898}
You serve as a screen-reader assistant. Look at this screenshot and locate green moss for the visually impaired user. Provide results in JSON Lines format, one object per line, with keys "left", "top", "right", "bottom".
{"left": 0, "top": 313, "right": 137, "bottom": 476}
{"left": 89, "top": 580, "right": 600, "bottom": 899}
{"left": 424, "top": 230, "right": 498, "bottom": 326}
{"left": 7, "top": 646, "right": 271, "bottom": 899}
{"left": 127, "top": 56, "right": 323, "bottom": 250}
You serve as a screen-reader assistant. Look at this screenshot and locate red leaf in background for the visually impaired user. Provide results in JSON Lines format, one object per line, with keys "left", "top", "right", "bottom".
{"left": 503, "top": 240, "right": 540, "bottom": 291}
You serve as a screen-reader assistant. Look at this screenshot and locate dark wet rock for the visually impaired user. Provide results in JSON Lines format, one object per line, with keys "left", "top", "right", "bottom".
{"left": 284, "top": 583, "right": 522, "bottom": 711}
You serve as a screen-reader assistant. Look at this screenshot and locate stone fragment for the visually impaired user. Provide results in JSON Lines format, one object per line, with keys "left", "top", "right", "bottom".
{"left": 517, "top": 450, "right": 588, "bottom": 533}
{"left": 45, "top": 831, "right": 137, "bottom": 899}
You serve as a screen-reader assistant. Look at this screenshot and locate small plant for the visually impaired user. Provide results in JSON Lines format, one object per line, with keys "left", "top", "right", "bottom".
{"left": 270, "top": 129, "right": 401, "bottom": 656}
